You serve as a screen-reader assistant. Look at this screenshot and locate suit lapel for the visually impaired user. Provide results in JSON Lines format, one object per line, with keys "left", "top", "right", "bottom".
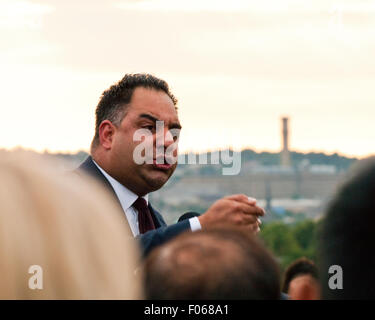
{"left": 77, "top": 156, "right": 118, "bottom": 199}
{"left": 78, "top": 156, "right": 167, "bottom": 230}
{"left": 148, "top": 203, "right": 166, "bottom": 228}
{"left": 77, "top": 156, "right": 133, "bottom": 233}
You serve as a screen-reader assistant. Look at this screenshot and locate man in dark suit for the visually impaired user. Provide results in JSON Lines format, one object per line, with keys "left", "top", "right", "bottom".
{"left": 77, "top": 73, "right": 264, "bottom": 256}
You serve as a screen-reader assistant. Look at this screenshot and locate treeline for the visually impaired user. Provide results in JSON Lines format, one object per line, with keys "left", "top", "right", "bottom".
{"left": 259, "top": 219, "right": 322, "bottom": 271}
{"left": 187, "top": 149, "right": 357, "bottom": 176}
{"left": 241, "top": 149, "right": 356, "bottom": 170}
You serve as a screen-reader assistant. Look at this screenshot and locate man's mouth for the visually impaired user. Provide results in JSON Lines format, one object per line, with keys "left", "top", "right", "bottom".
{"left": 152, "top": 157, "right": 174, "bottom": 171}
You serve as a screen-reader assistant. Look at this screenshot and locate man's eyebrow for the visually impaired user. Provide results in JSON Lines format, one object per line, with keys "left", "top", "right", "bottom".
{"left": 139, "top": 113, "right": 159, "bottom": 122}
{"left": 170, "top": 122, "right": 182, "bottom": 130}
{"left": 139, "top": 113, "right": 182, "bottom": 129}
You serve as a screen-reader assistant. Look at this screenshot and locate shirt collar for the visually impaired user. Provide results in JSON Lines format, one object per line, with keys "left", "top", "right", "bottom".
{"left": 92, "top": 159, "right": 148, "bottom": 210}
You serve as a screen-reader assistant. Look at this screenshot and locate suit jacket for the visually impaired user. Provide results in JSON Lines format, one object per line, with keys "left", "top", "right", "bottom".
{"left": 76, "top": 156, "right": 191, "bottom": 256}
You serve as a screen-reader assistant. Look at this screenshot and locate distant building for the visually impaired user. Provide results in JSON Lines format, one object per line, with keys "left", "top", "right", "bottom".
{"left": 281, "top": 117, "right": 291, "bottom": 167}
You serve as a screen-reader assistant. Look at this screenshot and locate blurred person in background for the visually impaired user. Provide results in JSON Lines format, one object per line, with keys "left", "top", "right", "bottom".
{"left": 282, "top": 257, "right": 320, "bottom": 300}
{"left": 0, "top": 152, "right": 142, "bottom": 299}
{"left": 319, "top": 156, "right": 375, "bottom": 299}
{"left": 78, "top": 73, "right": 264, "bottom": 256}
{"left": 143, "top": 227, "right": 281, "bottom": 300}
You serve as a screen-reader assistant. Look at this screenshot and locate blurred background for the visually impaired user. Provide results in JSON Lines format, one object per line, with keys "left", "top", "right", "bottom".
{"left": 1, "top": 0, "right": 374, "bottom": 268}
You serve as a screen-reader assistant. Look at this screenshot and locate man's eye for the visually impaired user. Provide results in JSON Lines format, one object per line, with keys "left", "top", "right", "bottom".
{"left": 143, "top": 125, "right": 154, "bottom": 130}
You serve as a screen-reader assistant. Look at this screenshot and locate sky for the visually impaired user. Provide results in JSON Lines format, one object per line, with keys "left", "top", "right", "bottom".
{"left": 0, "top": 0, "right": 374, "bottom": 158}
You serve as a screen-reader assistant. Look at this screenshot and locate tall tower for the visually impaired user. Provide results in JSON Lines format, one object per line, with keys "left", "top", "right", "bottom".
{"left": 281, "top": 117, "right": 291, "bottom": 167}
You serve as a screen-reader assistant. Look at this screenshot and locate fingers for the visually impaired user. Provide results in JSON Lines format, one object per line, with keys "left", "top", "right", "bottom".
{"left": 235, "top": 211, "right": 262, "bottom": 228}
{"left": 249, "top": 219, "right": 261, "bottom": 234}
{"left": 224, "top": 195, "right": 265, "bottom": 225}
{"left": 225, "top": 194, "right": 256, "bottom": 205}
{"left": 254, "top": 205, "right": 265, "bottom": 217}
{"left": 203, "top": 194, "right": 265, "bottom": 231}
{"left": 240, "top": 212, "right": 258, "bottom": 225}
{"left": 225, "top": 194, "right": 265, "bottom": 216}
{"left": 254, "top": 224, "right": 261, "bottom": 234}
{"left": 238, "top": 220, "right": 261, "bottom": 234}
{"left": 237, "top": 212, "right": 262, "bottom": 233}
{"left": 234, "top": 202, "right": 265, "bottom": 217}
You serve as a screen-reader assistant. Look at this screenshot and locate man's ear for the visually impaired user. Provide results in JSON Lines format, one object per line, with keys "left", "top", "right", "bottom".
{"left": 98, "top": 120, "right": 116, "bottom": 150}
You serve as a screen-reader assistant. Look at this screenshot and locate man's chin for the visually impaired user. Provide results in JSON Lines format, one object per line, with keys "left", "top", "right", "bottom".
{"left": 143, "top": 167, "right": 173, "bottom": 190}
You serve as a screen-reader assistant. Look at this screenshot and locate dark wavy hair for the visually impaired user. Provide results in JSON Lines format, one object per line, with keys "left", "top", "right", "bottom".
{"left": 282, "top": 257, "right": 319, "bottom": 293}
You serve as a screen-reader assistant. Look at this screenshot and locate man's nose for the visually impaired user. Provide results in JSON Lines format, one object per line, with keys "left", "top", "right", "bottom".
{"left": 164, "top": 129, "right": 176, "bottom": 149}
{"left": 155, "top": 129, "right": 176, "bottom": 149}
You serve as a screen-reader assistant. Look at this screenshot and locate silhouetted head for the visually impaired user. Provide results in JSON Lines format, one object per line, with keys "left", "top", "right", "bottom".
{"left": 0, "top": 152, "right": 142, "bottom": 299}
{"left": 319, "top": 156, "right": 375, "bottom": 299}
{"left": 144, "top": 227, "right": 281, "bottom": 299}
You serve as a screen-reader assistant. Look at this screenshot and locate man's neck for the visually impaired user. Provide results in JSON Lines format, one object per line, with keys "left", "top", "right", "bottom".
{"left": 91, "top": 149, "right": 150, "bottom": 196}
{"left": 92, "top": 158, "right": 149, "bottom": 201}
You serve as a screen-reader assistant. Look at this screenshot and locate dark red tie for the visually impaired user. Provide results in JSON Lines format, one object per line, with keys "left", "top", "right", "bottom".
{"left": 132, "top": 197, "right": 156, "bottom": 234}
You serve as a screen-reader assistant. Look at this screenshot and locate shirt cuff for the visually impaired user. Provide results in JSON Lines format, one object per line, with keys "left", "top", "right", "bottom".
{"left": 189, "top": 217, "right": 202, "bottom": 232}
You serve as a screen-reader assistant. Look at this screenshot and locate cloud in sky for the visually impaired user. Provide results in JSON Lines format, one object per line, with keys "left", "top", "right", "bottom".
{"left": 3, "top": 0, "right": 369, "bottom": 79}
{"left": 1, "top": 0, "right": 374, "bottom": 156}
{"left": 115, "top": 0, "right": 375, "bottom": 13}
{"left": 0, "top": 0, "right": 53, "bottom": 29}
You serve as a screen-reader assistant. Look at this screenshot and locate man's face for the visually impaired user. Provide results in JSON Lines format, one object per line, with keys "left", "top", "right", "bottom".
{"left": 108, "top": 87, "right": 181, "bottom": 196}
{"left": 288, "top": 275, "right": 320, "bottom": 300}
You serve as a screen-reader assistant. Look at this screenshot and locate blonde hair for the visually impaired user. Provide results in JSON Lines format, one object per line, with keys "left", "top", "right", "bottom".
{"left": 0, "top": 151, "right": 142, "bottom": 299}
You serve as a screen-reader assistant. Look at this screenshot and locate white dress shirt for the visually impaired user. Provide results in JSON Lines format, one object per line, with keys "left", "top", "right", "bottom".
{"left": 92, "top": 160, "right": 201, "bottom": 236}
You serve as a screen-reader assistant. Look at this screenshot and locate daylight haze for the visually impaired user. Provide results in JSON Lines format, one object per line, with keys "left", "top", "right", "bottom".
{"left": 1, "top": 0, "right": 374, "bottom": 157}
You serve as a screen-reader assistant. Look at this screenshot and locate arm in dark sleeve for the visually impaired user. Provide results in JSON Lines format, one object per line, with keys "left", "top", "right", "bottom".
{"left": 136, "top": 219, "right": 191, "bottom": 257}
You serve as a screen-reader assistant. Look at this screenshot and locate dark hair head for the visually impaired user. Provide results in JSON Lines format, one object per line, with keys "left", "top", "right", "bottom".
{"left": 91, "top": 73, "right": 177, "bottom": 150}
{"left": 282, "top": 257, "right": 318, "bottom": 293}
{"left": 319, "top": 157, "right": 375, "bottom": 299}
{"left": 144, "top": 227, "right": 281, "bottom": 300}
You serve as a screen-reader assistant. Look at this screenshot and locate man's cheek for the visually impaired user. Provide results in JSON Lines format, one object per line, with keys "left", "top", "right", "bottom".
{"left": 170, "top": 163, "right": 178, "bottom": 173}
{"left": 173, "top": 147, "right": 178, "bottom": 158}
{"left": 132, "top": 136, "right": 154, "bottom": 164}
